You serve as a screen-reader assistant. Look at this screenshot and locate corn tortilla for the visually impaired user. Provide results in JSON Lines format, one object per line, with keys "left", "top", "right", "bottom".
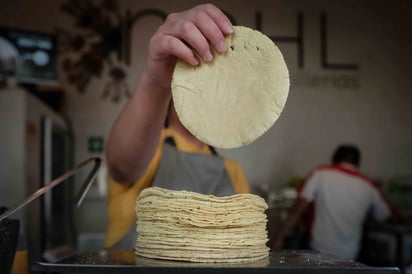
{"left": 172, "top": 26, "right": 290, "bottom": 148}
{"left": 135, "top": 187, "right": 269, "bottom": 263}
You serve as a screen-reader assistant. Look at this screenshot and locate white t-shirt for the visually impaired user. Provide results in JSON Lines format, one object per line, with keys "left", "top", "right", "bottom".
{"left": 299, "top": 163, "right": 392, "bottom": 259}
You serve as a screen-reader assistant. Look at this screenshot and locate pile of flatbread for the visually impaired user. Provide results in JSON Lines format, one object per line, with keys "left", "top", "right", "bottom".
{"left": 135, "top": 187, "right": 269, "bottom": 263}
{"left": 172, "top": 25, "right": 290, "bottom": 149}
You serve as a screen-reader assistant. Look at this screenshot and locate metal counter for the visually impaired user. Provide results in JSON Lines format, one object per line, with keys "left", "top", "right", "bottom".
{"left": 34, "top": 249, "right": 400, "bottom": 274}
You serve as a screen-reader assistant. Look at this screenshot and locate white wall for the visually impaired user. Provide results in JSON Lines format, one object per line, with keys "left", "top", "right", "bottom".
{"left": 1, "top": 0, "right": 411, "bottom": 234}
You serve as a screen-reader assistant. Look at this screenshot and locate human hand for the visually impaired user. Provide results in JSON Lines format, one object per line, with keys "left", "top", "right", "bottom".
{"left": 144, "top": 3, "right": 234, "bottom": 89}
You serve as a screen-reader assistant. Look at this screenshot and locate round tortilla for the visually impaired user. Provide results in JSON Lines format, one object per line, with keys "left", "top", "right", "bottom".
{"left": 172, "top": 26, "right": 290, "bottom": 149}
{"left": 135, "top": 187, "right": 269, "bottom": 263}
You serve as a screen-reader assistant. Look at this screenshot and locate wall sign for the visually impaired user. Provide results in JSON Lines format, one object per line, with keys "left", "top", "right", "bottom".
{"left": 256, "top": 12, "right": 360, "bottom": 71}
{"left": 88, "top": 136, "right": 104, "bottom": 154}
{"left": 58, "top": 1, "right": 362, "bottom": 97}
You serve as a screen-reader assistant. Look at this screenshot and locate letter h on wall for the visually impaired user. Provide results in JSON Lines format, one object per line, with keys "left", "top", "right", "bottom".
{"left": 255, "top": 11, "right": 359, "bottom": 70}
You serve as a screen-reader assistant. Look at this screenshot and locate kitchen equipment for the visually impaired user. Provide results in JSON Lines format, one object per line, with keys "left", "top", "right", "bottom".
{"left": 0, "top": 87, "right": 74, "bottom": 267}
{"left": 0, "top": 207, "right": 19, "bottom": 274}
{"left": 0, "top": 157, "right": 101, "bottom": 273}
{"left": 359, "top": 221, "right": 412, "bottom": 273}
{"left": 33, "top": 249, "right": 400, "bottom": 274}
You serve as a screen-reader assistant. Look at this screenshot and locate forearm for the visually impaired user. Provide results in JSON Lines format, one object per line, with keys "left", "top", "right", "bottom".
{"left": 273, "top": 199, "right": 308, "bottom": 248}
{"left": 277, "top": 209, "right": 302, "bottom": 240}
{"left": 105, "top": 4, "right": 233, "bottom": 184}
{"left": 106, "top": 71, "right": 171, "bottom": 184}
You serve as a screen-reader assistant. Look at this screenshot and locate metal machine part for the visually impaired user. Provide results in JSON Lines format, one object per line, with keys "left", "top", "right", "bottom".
{"left": 0, "top": 157, "right": 101, "bottom": 272}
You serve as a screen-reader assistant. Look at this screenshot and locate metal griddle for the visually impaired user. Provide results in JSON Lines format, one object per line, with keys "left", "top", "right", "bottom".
{"left": 33, "top": 249, "right": 400, "bottom": 274}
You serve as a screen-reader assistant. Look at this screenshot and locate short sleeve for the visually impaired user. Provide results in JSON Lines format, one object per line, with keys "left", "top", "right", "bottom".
{"left": 371, "top": 189, "right": 391, "bottom": 221}
{"left": 298, "top": 170, "right": 321, "bottom": 202}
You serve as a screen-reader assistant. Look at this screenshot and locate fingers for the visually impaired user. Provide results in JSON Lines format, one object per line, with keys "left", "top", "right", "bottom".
{"left": 192, "top": 10, "right": 228, "bottom": 54}
{"left": 146, "top": 4, "right": 234, "bottom": 86}
{"left": 159, "top": 4, "right": 234, "bottom": 64}
{"left": 201, "top": 4, "right": 234, "bottom": 35}
{"left": 149, "top": 32, "right": 199, "bottom": 66}
{"left": 173, "top": 19, "right": 214, "bottom": 62}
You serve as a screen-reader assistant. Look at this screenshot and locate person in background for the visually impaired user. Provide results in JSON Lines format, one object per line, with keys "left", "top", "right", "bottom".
{"left": 104, "top": 4, "right": 249, "bottom": 250}
{"left": 273, "top": 144, "right": 402, "bottom": 260}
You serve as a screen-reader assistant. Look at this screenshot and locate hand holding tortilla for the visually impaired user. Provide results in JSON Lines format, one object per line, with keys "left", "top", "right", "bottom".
{"left": 172, "top": 26, "right": 290, "bottom": 148}
{"left": 105, "top": 4, "right": 289, "bottom": 255}
{"left": 106, "top": 3, "right": 236, "bottom": 185}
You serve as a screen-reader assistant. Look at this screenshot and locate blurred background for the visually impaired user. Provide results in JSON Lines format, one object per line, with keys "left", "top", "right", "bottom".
{"left": 0, "top": 0, "right": 411, "bottom": 273}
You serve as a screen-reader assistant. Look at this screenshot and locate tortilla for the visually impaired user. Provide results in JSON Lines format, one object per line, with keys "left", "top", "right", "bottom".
{"left": 172, "top": 25, "right": 290, "bottom": 149}
{"left": 135, "top": 187, "right": 269, "bottom": 263}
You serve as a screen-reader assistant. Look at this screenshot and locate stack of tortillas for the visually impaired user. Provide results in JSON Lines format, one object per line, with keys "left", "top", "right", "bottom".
{"left": 172, "top": 25, "right": 290, "bottom": 149}
{"left": 135, "top": 187, "right": 269, "bottom": 263}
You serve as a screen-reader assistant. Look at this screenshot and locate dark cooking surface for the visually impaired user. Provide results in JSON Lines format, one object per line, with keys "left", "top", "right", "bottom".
{"left": 33, "top": 249, "right": 400, "bottom": 273}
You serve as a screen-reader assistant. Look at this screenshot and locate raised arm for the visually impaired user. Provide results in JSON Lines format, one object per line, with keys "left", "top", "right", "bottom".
{"left": 105, "top": 4, "right": 234, "bottom": 184}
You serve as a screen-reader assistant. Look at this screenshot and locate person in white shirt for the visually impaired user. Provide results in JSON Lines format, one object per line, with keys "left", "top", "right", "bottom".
{"left": 273, "top": 144, "right": 398, "bottom": 259}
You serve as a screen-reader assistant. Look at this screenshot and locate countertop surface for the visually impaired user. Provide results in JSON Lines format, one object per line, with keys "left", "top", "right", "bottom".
{"left": 34, "top": 249, "right": 400, "bottom": 274}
